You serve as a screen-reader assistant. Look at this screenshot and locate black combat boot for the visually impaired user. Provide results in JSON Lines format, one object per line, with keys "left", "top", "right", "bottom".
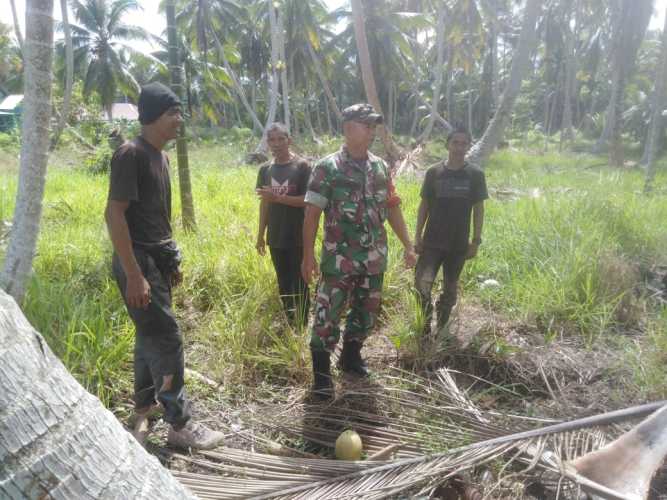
{"left": 338, "top": 341, "right": 370, "bottom": 377}
{"left": 311, "top": 349, "right": 334, "bottom": 400}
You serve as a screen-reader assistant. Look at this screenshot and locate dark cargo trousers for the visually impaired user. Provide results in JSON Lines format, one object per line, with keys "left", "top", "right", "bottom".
{"left": 112, "top": 249, "right": 191, "bottom": 428}
{"left": 414, "top": 247, "right": 466, "bottom": 332}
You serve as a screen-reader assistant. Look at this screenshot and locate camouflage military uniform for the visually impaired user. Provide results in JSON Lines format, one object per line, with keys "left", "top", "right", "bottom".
{"left": 305, "top": 146, "right": 401, "bottom": 352}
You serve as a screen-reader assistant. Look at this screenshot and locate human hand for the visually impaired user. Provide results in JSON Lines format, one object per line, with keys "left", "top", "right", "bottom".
{"left": 414, "top": 238, "right": 423, "bottom": 254}
{"left": 465, "top": 243, "right": 479, "bottom": 260}
{"left": 256, "top": 237, "right": 266, "bottom": 256}
{"left": 170, "top": 269, "right": 183, "bottom": 287}
{"left": 301, "top": 254, "right": 319, "bottom": 284}
{"left": 256, "top": 187, "right": 277, "bottom": 203}
{"left": 403, "top": 246, "right": 417, "bottom": 268}
{"left": 126, "top": 273, "right": 151, "bottom": 309}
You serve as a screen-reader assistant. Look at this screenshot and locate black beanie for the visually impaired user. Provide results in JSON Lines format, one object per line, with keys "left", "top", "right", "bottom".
{"left": 138, "top": 82, "right": 181, "bottom": 125}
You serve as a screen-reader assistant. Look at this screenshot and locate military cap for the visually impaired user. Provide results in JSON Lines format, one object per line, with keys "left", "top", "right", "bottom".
{"left": 341, "top": 103, "right": 384, "bottom": 124}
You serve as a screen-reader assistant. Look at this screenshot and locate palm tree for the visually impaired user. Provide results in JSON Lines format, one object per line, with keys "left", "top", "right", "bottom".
{"left": 0, "top": 23, "right": 23, "bottom": 94}
{"left": 1, "top": 0, "right": 55, "bottom": 302}
{"left": 166, "top": 0, "right": 196, "bottom": 231}
{"left": 175, "top": 0, "right": 265, "bottom": 131}
{"left": 592, "top": 0, "right": 652, "bottom": 165}
{"left": 51, "top": 0, "right": 74, "bottom": 150}
{"left": 644, "top": 7, "right": 667, "bottom": 193}
{"left": 9, "top": 0, "right": 23, "bottom": 53}
{"left": 350, "top": 0, "right": 401, "bottom": 163}
{"left": 281, "top": 0, "right": 342, "bottom": 128}
{"left": 69, "top": 0, "right": 153, "bottom": 119}
{"left": 0, "top": 289, "right": 194, "bottom": 497}
{"left": 419, "top": 4, "right": 447, "bottom": 142}
{"left": 466, "top": 0, "right": 542, "bottom": 167}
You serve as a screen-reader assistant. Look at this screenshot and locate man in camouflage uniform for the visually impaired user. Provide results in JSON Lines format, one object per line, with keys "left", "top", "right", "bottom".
{"left": 302, "top": 104, "right": 417, "bottom": 399}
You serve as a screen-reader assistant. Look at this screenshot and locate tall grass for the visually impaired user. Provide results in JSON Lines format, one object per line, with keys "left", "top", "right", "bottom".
{"left": 0, "top": 141, "right": 665, "bottom": 403}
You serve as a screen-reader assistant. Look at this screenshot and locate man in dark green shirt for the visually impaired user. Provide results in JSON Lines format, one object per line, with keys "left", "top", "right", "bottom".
{"left": 414, "top": 126, "right": 488, "bottom": 339}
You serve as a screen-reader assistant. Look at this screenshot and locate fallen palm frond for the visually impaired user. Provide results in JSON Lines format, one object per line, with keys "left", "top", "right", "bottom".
{"left": 170, "top": 368, "right": 666, "bottom": 499}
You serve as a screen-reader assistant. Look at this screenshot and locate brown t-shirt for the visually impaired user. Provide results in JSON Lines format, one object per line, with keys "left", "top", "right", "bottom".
{"left": 108, "top": 136, "right": 172, "bottom": 245}
{"left": 256, "top": 157, "right": 311, "bottom": 248}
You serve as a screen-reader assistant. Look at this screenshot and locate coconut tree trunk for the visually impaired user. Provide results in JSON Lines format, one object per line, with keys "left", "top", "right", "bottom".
{"left": 315, "top": 96, "right": 323, "bottom": 134}
{"left": 594, "top": 0, "right": 652, "bottom": 158}
{"left": 166, "top": 0, "right": 196, "bottom": 232}
{"left": 0, "top": 0, "right": 54, "bottom": 302}
{"left": 325, "top": 96, "right": 333, "bottom": 135}
{"left": 560, "top": 14, "right": 576, "bottom": 148}
{"left": 277, "top": 9, "right": 290, "bottom": 132}
{"left": 644, "top": 8, "right": 667, "bottom": 193}
{"left": 350, "top": 0, "right": 401, "bottom": 164}
{"left": 50, "top": 0, "right": 73, "bottom": 151}
{"left": 467, "top": 78, "right": 474, "bottom": 137}
{"left": 387, "top": 82, "right": 394, "bottom": 133}
{"left": 307, "top": 40, "right": 343, "bottom": 126}
{"left": 0, "top": 289, "right": 194, "bottom": 498}
{"left": 9, "top": 0, "right": 23, "bottom": 54}
{"left": 256, "top": 0, "right": 280, "bottom": 154}
{"left": 466, "top": 0, "right": 541, "bottom": 168}
{"left": 250, "top": 81, "right": 260, "bottom": 132}
{"left": 209, "top": 31, "right": 264, "bottom": 132}
{"left": 420, "top": 7, "right": 447, "bottom": 142}
{"left": 304, "top": 91, "right": 316, "bottom": 139}
{"left": 445, "top": 51, "right": 454, "bottom": 121}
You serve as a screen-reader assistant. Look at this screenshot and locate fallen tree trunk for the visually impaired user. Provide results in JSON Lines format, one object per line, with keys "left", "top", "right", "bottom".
{"left": 0, "top": 289, "right": 193, "bottom": 499}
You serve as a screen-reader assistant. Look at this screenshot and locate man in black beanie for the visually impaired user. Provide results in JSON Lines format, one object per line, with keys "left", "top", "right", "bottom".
{"left": 105, "top": 82, "right": 224, "bottom": 449}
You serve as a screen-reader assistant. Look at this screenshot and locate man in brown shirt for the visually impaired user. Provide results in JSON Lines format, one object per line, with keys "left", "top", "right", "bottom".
{"left": 255, "top": 123, "right": 311, "bottom": 327}
{"left": 105, "top": 82, "right": 223, "bottom": 449}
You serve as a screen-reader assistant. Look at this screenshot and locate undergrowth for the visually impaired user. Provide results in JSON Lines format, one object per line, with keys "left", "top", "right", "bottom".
{"left": 0, "top": 139, "right": 665, "bottom": 404}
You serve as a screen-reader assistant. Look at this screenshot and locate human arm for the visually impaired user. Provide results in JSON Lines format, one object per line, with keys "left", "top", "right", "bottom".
{"left": 387, "top": 205, "right": 417, "bottom": 268}
{"left": 255, "top": 188, "right": 307, "bottom": 207}
{"left": 466, "top": 201, "right": 484, "bottom": 259}
{"left": 105, "top": 200, "right": 150, "bottom": 309}
{"left": 256, "top": 198, "right": 269, "bottom": 255}
{"left": 414, "top": 198, "right": 429, "bottom": 254}
{"left": 301, "top": 204, "right": 322, "bottom": 283}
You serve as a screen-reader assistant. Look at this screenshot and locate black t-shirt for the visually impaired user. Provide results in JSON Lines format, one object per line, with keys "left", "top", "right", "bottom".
{"left": 108, "top": 136, "right": 172, "bottom": 245}
{"left": 421, "top": 162, "right": 488, "bottom": 253}
{"left": 256, "top": 157, "right": 311, "bottom": 248}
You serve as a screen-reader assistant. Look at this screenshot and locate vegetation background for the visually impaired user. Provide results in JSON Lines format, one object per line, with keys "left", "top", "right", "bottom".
{"left": 0, "top": 0, "right": 666, "bottom": 495}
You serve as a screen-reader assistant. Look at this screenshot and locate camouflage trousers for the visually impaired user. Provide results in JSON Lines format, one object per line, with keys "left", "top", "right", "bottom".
{"left": 310, "top": 273, "right": 384, "bottom": 352}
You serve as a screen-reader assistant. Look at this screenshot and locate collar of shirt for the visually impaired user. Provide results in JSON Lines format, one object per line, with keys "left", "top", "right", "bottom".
{"left": 339, "top": 146, "right": 370, "bottom": 170}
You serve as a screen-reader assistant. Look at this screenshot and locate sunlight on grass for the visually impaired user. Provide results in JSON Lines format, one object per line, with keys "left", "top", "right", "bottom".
{"left": 1, "top": 142, "right": 666, "bottom": 402}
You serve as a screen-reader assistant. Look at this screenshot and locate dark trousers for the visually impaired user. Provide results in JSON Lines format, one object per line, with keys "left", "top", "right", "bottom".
{"left": 112, "top": 249, "right": 190, "bottom": 428}
{"left": 269, "top": 246, "right": 310, "bottom": 327}
{"left": 414, "top": 247, "right": 467, "bottom": 331}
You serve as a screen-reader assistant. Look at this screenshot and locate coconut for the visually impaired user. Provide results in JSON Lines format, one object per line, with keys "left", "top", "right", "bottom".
{"left": 335, "top": 429, "right": 363, "bottom": 461}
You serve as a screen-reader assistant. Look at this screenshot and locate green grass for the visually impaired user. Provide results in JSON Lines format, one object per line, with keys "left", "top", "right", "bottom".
{"left": 1, "top": 140, "right": 666, "bottom": 404}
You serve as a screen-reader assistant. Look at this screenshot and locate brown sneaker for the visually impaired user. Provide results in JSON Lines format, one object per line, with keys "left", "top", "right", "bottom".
{"left": 167, "top": 421, "right": 224, "bottom": 450}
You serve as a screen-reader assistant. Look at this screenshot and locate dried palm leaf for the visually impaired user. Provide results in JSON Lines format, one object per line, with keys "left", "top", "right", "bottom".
{"left": 170, "top": 368, "right": 666, "bottom": 499}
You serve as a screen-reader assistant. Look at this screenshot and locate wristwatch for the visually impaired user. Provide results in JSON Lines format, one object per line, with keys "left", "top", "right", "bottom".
{"left": 471, "top": 237, "right": 482, "bottom": 245}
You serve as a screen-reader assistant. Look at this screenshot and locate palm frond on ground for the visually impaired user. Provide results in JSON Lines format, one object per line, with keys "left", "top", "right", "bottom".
{"left": 169, "top": 367, "right": 666, "bottom": 499}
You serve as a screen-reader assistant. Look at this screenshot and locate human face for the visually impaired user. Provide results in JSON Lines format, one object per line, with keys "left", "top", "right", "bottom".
{"left": 155, "top": 106, "right": 183, "bottom": 141}
{"left": 447, "top": 132, "right": 471, "bottom": 163}
{"left": 267, "top": 130, "right": 291, "bottom": 160}
{"left": 343, "top": 120, "right": 377, "bottom": 152}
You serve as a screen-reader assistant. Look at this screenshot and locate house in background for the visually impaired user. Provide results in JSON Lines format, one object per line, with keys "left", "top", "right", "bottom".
{"left": 103, "top": 103, "right": 138, "bottom": 121}
{"left": 0, "top": 94, "right": 23, "bottom": 132}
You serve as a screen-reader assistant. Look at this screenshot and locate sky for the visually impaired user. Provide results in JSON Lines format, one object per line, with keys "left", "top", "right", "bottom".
{"left": 1, "top": 0, "right": 347, "bottom": 49}
{"left": 1, "top": 0, "right": 666, "bottom": 48}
